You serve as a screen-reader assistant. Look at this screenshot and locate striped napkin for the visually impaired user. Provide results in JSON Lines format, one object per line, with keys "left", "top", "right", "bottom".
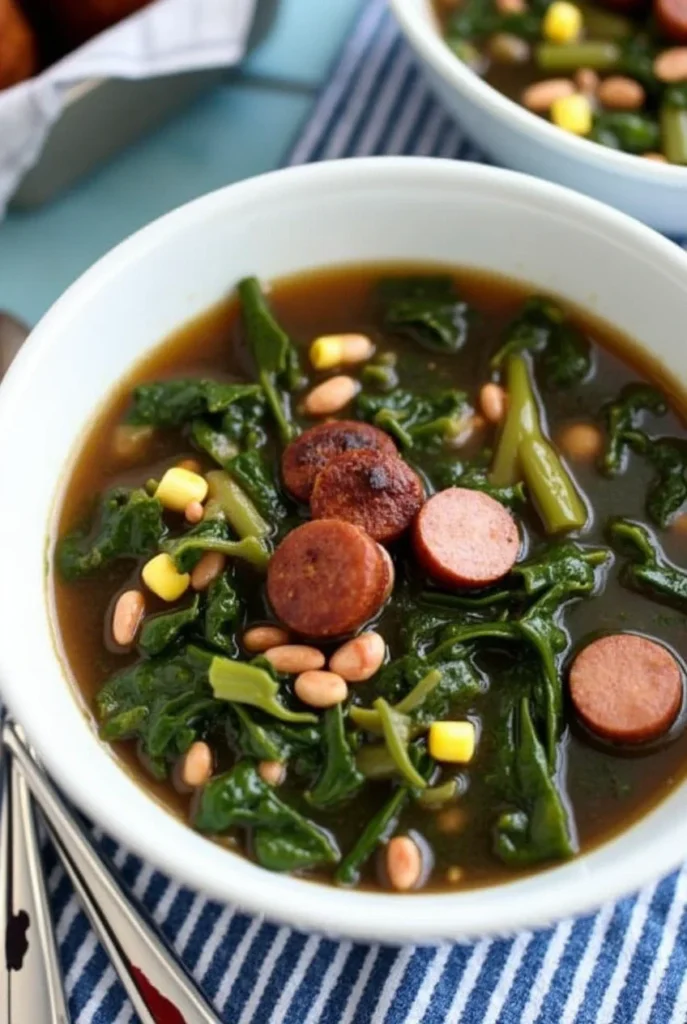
{"left": 52, "top": 1, "right": 687, "bottom": 1021}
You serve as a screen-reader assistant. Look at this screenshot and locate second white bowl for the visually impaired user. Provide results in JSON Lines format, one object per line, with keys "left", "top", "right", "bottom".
{"left": 389, "top": 0, "right": 687, "bottom": 235}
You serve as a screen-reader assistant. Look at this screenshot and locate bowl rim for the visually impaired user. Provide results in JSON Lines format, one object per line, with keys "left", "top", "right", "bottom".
{"left": 388, "top": 0, "right": 686, "bottom": 184}
{"left": 3, "top": 157, "right": 687, "bottom": 943}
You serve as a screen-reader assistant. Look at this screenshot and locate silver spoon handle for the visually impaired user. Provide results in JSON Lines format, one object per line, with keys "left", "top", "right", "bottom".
{"left": 0, "top": 748, "right": 71, "bottom": 1023}
{"left": 3, "top": 722, "right": 222, "bottom": 1024}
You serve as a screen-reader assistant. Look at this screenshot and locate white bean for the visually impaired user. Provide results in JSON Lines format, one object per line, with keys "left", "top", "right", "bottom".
{"left": 386, "top": 836, "right": 422, "bottom": 891}
{"left": 258, "top": 760, "right": 286, "bottom": 786}
{"left": 191, "top": 552, "right": 226, "bottom": 591}
{"left": 330, "top": 632, "right": 386, "bottom": 683}
{"left": 303, "top": 376, "right": 359, "bottom": 417}
{"left": 180, "top": 742, "right": 213, "bottom": 787}
{"left": 264, "top": 645, "right": 325, "bottom": 674}
{"left": 244, "top": 625, "right": 290, "bottom": 653}
{"left": 294, "top": 670, "right": 348, "bottom": 708}
{"left": 112, "top": 590, "right": 145, "bottom": 646}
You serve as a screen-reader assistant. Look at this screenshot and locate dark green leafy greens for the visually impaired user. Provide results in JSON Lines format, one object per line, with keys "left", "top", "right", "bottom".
{"left": 228, "top": 706, "right": 322, "bottom": 776}
{"left": 238, "top": 277, "right": 303, "bottom": 444}
{"left": 204, "top": 574, "right": 242, "bottom": 654}
{"left": 608, "top": 518, "right": 687, "bottom": 608}
{"left": 491, "top": 297, "right": 591, "bottom": 389}
{"left": 194, "top": 761, "right": 339, "bottom": 872}
{"left": 493, "top": 698, "right": 575, "bottom": 865}
{"left": 307, "top": 706, "right": 364, "bottom": 808}
{"left": 356, "top": 387, "right": 470, "bottom": 451}
{"left": 127, "top": 380, "right": 262, "bottom": 428}
{"left": 58, "top": 488, "right": 167, "bottom": 581}
{"left": 335, "top": 787, "right": 408, "bottom": 886}
{"left": 96, "top": 646, "right": 217, "bottom": 778}
{"left": 432, "top": 461, "right": 527, "bottom": 509}
{"left": 139, "top": 597, "right": 201, "bottom": 656}
{"left": 378, "top": 276, "right": 469, "bottom": 353}
{"left": 601, "top": 383, "right": 667, "bottom": 475}
{"left": 226, "top": 450, "right": 288, "bottom": 521}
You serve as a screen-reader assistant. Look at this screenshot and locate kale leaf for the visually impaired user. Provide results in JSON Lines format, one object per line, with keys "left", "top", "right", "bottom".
{"left": 238, "top": 277, "right": 303, "bottom": 444}
{"left": 226, "top": 450, "right": 288, "bottom": 521}
{"left": 490, "top": 297, "right": 591, "bottom": 389}
{"left": 96, "top": 646, "right": 217, "bottom": 778}
{"left": 600, "top": 382, "right": 667, "bottom": 475}
{"left": 307, "top": 706, "right": 364, "bottom": 808}
{"left": 631, "top": 435, "right": 687, "bottom": 528}
{"left": 127, "top": 380, "right": 262, "bottom": 428}
{"left": 58, "top": 487, "right": 166, "bottom": 581}
{"left": 139, "top": 596, "right": 201, "bottom": 656}
{"left": 356, "top": 387, "right": 470, "bottom": 451}
{"left": 194, "top": 761, "right": 339, "bottom": 872}
{"left": 204, "top": 574, "right": 242, "bottom": 655}
{"left": 378, "top": 276, "right": 469, "bottom": 353}
{"left": 432, "top": 461, "right": 527, "bottom": 509}
{"left": 335, "top": 786, "right": 408, "bottom": 886}
{"left": 493, "top": 698, "right": 575, "bottom": 866}
{"left": 608, "top": 518, "right": 687, "bottom": 608}
{"left": 228, "top": 705, "right": 322, "bottom": 775}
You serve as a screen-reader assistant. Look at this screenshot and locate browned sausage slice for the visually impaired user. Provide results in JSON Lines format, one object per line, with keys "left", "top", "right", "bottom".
{"left": 655, "top": 0, "right": 687, "bottom": 42}
{"left": 282, "top": 420, "right": 398, "bottom": 503}
{"left": 310, "top": 449, "right": 425, "bottom": 543}
{"left": 413, "top": 487, "right": 519, "bottom": 588}
{"left": 570, "top": 634, "right": 682, "bottom": 744}
{"left": 267, "top": 519, "right": 387, "bottom": 638}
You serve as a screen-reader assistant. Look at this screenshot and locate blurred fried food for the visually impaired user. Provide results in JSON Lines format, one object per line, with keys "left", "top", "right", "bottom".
{"left": 41, "top": 0, "right": 152, "bottom": 45}
{"left": 0, "top": 0, "right": 38, "bottom": 89}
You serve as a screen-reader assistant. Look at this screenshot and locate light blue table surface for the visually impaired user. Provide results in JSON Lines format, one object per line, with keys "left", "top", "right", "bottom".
{"left": 0, "top": 0, "right": 361, "bottom": 327}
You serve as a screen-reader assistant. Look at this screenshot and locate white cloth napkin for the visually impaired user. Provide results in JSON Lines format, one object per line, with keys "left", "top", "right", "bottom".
{"left": 0, "top": 0, "right": 257, "bottom": 214}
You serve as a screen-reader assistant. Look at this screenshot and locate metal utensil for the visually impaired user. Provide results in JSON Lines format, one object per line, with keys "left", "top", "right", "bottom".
{"left": 3, "top": 721, "right": 223, "bottom": 1024}
{"left": 0, "top": 736, "right": 71, "bottom": 1023}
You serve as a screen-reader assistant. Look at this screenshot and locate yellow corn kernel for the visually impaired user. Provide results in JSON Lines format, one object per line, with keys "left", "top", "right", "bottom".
{"left": 428, "top": 721, "right": 476, "bottom": 763}
{"left": 142, "top": 553, "right": 190, "bottom": 602}
{"left": 542, "top": 1, "right": 582, "bottom": 43}
{"left": 310, "top": 336, "right": 345, "bottom": 370}
{"left": 310, "top": 334, "right": 374, "bottom": 370}
{"left": 550, "top": 93, "right": 592, "bottom": 135}
{"left": 156, "top": 467, "right": 208, "bottom": 512}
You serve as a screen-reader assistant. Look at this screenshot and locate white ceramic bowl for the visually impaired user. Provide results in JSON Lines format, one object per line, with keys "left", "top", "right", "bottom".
{"left": 389, "top": 0, "right": 687, "bottom": 235}
{"left": 2, "top": 158, "right": 687, "bottom": 944}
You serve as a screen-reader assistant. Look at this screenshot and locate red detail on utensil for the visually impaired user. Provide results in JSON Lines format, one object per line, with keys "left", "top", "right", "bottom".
{"left": 131, "top": 965, "right": 187, "bottom": 1024}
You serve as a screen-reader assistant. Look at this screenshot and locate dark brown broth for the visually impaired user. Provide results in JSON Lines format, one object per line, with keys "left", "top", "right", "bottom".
{"left": 52, "top": 263, "right": 687, "bottom": 891}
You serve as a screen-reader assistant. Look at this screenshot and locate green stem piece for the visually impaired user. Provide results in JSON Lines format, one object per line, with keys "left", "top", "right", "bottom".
{"left": 209, "top": 656, "right": 317, "bottom": 724}
{"left": 206, "top": 470, "right": 269, "bottom": 539}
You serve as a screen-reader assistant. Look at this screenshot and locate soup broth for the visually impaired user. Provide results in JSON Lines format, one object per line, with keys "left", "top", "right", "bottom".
{"left": 53, "top": 264, "right": 687, "bottom": 892}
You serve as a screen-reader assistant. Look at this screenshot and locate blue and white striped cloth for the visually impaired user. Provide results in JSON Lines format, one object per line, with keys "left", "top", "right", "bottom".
{"left": 54, "top": 1, "right": 687, "bottom": 1020}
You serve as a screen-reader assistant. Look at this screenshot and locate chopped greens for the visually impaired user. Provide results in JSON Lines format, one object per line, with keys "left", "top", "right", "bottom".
{"left": 58, "top": 488, "right": 166, "bottom": 581}
{"left": 609, "top": 518, "right": 687, "bottom": 608}
{"left": 194, "top": 761, "right": 339, "bottom": 872}
{"left": 307, "top": 706, "right": 364, "bottom": 808}
{"left": 127, "top": 380, "right": 263, "bottom": 428}
{"left": 238, "top": 277, "right": 303, "bottom": 444}
{"left": 356, "top": 387, "right": 471, "bottom": 451}
{"left": 601, "top": 383, "right": 667, "bottom": 476}
{"left": 378, "top": 276, "right": 469, "bottom": 353}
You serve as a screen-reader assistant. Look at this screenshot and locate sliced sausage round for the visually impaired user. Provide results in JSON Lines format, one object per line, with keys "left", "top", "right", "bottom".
{"left": 282, "top": 420, "right": 398, "bottom": 503}
{"left": 413, "top": 487, "right": 519, "bottom": 588}
{"left": 310, "top": 449, "right": 425, "bottom": 543}
{"left": 570, "top": 634, "right": 682, "bottom": 744}
{"left": 267, "top": 519, "right": 387, "bottom": 638}
{"left": 655, "top": 0, "right": 687, "bottom": 42}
